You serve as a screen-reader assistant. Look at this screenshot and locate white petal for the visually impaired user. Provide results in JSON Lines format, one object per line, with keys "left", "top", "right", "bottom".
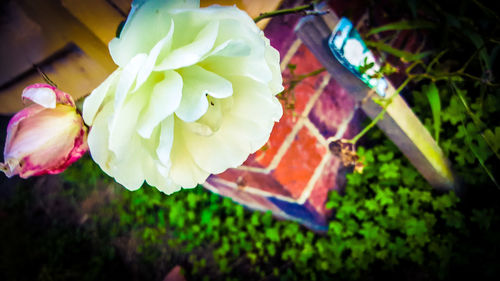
{"left": 182, "top": 77, "right": 281, "bottom": 174}
{"left": 140, "top": 124, "right": 172, "bottom": 190}
{"left": 174, "top": 85, "right": 207, "bottom": 123}
{"left": 155, "top": 20, "right": 219, "bottom": 70}
{"left": 134, "top": 19, "right": 175, "bottom": 92}
{"left": 156, "top": 115, "right": 175, "bottom": 166}
{"left": 211, "top": 18, "right": 264, "bottom": 57}
{"left": 174, "top": 65, "right": 232, "bottom": 122}
{"left": 183, "top": 124, "right": 246, "bottom": 174}
{"left": 114, "top": 53, "right": 148, "bottom": 110}
{"left": 169, "top": 5, "right": 257, "bottom": 34}
{"left": 183, "top": 111, "right": 274, "bottom": 175}
{"left": 87, "top": 103, "right": 114, "bottom": 174}
{"left": 223, "top": 114, "right": 274, "bottom": 153}
{"left": 109, "top": 0, "right": 198, "bottom": 67}
{"left": 22, "top": 87, "right": 56, "bottom": 109}
{"left": 180, "top": 65, "right": 232, "bottom": 99}
{"left": 82, "top": 71, "right": 120, "bottom": 125}
{"left": 111, "top": 134, "right": 145, "bottom": 190}
{"left": 169, "top": 121, "right": 209, "bottom": 188}
{"left": 264, "top": 42, "right": 284, "bottom": 94}
{"left": 157, "top": 184, "right": 182, "bottom": 195}
{"left": 199, "top": 55, "right": 272, "bottom": 84}
{"left": 143, "top": 157, "right": 181, "bottom": 195}
{"left": 137, "top": 70, "right": 182, "bottom": 138}
{"left": 108, "top": 88, "right": 148, "bottom": 158}
{"left": 209, "top": 39, "right": 251, "bottom": 57}
{"left": 229, "top": 76, "right": 283, "bottom": 122}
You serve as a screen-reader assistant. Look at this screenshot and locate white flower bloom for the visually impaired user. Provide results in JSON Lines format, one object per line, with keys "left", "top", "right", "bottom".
{"left": 83, "top": 0, "right": 283, "bottom": 194}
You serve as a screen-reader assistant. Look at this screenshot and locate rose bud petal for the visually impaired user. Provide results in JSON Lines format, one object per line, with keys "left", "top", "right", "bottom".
{"left": 0, "top": 84, "right": 88, "bottom": 178}
{"left": 83, "top": 0, "right": 283, "bottom": 194}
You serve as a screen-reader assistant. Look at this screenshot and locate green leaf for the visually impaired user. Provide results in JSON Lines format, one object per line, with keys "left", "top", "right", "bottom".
{"left": 354, "top": 209, "right": 367, "bottom": 220}
{"left": 283, "top": 223, "right": 299, "bottom": 238}
{"left": 442, "top": 210, "right": 464, "bottom": 229}
{"left": 483, "top": 127, "right": 500, "bottom": 159}
{"left": 262, "top": 211, "right": 273, "bottom": 226}
{"left": 364, "top": 199, "right": 380, "bottom": 212}
{"left": 359, "top": 222, "right": 379, "bottom": 241}
{"left": 235, "top": 205, "right": 244, "bottom": 218}
{"left": 295, "top": 233, "right": 305, "bottom": 245}
{"left": 460, "top": 121, "right": 499, "bottom": 187}
{"left": 405, "top": 218, "right": 429, "bottom": 246}
{"left": 265, "top": 228, "right": 280, "bottom": 242}
{"left": 470, "top": 208, "right": 495, "bottom": 230}
{"left": 250, "top": 213, "right": 260, "bottom": 226}
{"left": 375, "top": 188, "right": 395, "bottom": 206}
{"left": 201, "top": 209, "right": 212, "bottom": 225}
{"left": 386, "top": 206, "right": 400, "bottom": 218}
{"left": 379, "top": 163, "right": 400, "bottom": 180}
{"left": 365, "top": 20, "right": 436, "bottom": 36}
{"left": 267, "top": 244, "right": 276, "bottom": 257}
{"left": 338, "top": 201, "right": 357, "bottom": 218}
{"left": 432, "top": 194, "right": 453, "bottom": 211}
{"left": 423, "top": 82, "right": 442, "bottom": 143}
{"left": 186, "top": 193, "right": 198, "bottom": 209}
{"left": 377, "top": 151, "right": 394, "bottom": 162}
{"left": 157, "top": 209, "right": 165, "bottom": 227}
{"left": 329, "top": 221, "right": 344, "bottom": 236}
{"left": 442, "top": 96, "right": 464, "bottom": 125}
{"left": 365, "top": 40, "right": 433, "bottom": 62}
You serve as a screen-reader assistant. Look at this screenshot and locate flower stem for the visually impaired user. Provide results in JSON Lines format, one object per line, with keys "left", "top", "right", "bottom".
{"left": 344, "top": 78, "right": 412, "bottom": 145}
{"left": 34, "top": 65, "right": 58, "bottom": 88}
{"left": 253, "top": 2, "right": 320, "bottom": 23}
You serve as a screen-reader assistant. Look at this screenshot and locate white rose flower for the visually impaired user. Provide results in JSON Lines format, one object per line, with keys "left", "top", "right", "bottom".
{"left": 82, "top": 0, "right": 283, "bottom": 194}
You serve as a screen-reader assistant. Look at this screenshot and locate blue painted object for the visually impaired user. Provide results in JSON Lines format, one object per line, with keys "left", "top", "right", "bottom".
{"left": 328, "top": 17, "right": 388, "bottom": 97}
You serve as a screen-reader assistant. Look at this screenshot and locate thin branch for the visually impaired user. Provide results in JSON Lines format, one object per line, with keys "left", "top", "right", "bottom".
{"left": 34, "top": 64, "right": 57, "bottom": 88}
{"left": 459, "top": 117, "right": 499, "bottom": 189}
{"left": 293, "top": 67, "right": 327, "bottom": 82}
{"left": 343, "top": 78, "right": 412, "bottom": 145}
{"left": 254, "top": 1, "right": 323, "bottom": 23}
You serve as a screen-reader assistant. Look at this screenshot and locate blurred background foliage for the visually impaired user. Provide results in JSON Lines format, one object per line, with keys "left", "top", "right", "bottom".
{"left": 1, "top": 0, "right": 500, "bottom": 280}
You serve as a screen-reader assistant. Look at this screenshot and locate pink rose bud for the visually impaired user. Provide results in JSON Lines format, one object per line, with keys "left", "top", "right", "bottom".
{"left": 0, "top": 84, "right": 88, "bottom": 178}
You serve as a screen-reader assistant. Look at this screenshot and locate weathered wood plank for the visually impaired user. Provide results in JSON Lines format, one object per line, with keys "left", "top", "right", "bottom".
{"left": 295, "top": 7, "right": 458, "bottom": 192}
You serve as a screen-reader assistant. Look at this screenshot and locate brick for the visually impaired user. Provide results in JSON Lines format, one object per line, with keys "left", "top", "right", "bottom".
{"left": 253, "top": 105, "right": 295, "bottom": 167}
{"left": 307, "top": 156, "right": 342, "bottom": 215}
{"left": 308, "top": 80, "right": 357, "bottom": 140}
{"left": 205, "top": 177, "right": 286, "bottom": 215}
{"left": 216, "top": 168, "right": 291, "bottom": 198}
{"left": 272, "top": 126, "right": 327, "bottom": 199}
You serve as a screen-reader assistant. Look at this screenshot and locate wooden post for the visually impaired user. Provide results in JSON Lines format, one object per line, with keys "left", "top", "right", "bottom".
{"left": 295, "top": 8, "right": 458, "bottom": 192}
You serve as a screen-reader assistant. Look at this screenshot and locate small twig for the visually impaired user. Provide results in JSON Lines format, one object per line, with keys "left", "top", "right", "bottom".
{"left": 279, "top": 67, "right": 326, "bottom": 96}
{"left": 293, "top": 67, "right": 326, "bottom": 82}
{"left": 34, "top": 64, "right": 57, "bottom": 88}
{"left": 405, "top": 60, "right": 426, "bottom": 75}
{"left": 343, "top": 78, "right": 412, "bottom": 145}
{"left": 458, "top": 117, "right": 499, "bottom": 189}
{"left": 253, "top": 1, "right": 324, "bottom": 23}
{"left": 458, "top": 44, "right": 486, "bottom": 73}
{"left": 459, "top": 72, "right": 500, "bottom": 87}
{"left": 450, "top": 81, "right": 500, "bottom": 160}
